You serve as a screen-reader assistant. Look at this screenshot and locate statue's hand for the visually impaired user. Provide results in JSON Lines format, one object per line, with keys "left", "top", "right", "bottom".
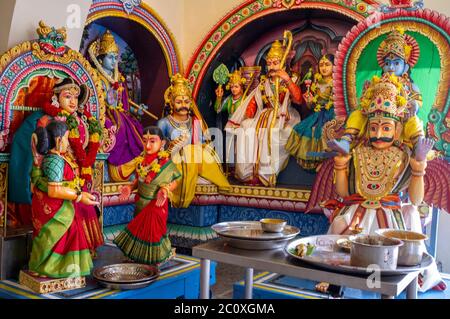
{"left": 81, "top": 192, "right": 100, "bottom": 206}
{"left": 156, "top": 188, "right": 168, "bottom": 207}
{"left": 303, "top": 92, "right": 314, "bottom": 104}
{"left": 274, "top": 70, "right": 291, "bottom": 83}
{"left": 215, "top": 86, "right": 224, "bottom": 99}
{"left": 333, "top": 153, "right": 351, "bottom": 167}
{"left": 414, "top": 137, "right": 435, "bottom": 162}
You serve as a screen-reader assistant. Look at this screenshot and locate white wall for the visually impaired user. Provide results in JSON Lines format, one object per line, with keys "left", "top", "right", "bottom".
{"left": 5, "top": 0, "right": 91, "bottom": 51}
{"left": 0, "top": 0, "right": 16, "bottom": 53}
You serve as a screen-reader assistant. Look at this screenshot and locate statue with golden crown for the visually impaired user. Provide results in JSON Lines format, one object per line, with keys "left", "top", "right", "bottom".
{"left": 320, "top": 73, "right": 445, "bottom": 291}
{"left": 89, "top": 30, "right": 146, "bottom": 182}
{"left": 157, "top": 74, "right": 231, "bottom": 208}
{"left": 328, "top": 28, "right": 425, "bottom": 158}
{"left": 226, "top": 31, "right": 302, "bottom": 187}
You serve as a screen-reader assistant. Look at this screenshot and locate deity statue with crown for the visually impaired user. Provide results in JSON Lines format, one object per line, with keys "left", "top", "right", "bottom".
{"left": 328, "top": 28, "right": 425, "bottom": 159}
{"left": 322, "top": 73, "right": 446, "bottom": 291}
{"left": 325, "top": 73, "right": 434, "bottom": 234}
{"left": 157, "top": 74, "right": 231, "bottom": 208}
{"left": 89, "top": 30, "right": 145, "bottom": 182}
{"left": 226, "top": 34, "right": 302, "bottom": 187}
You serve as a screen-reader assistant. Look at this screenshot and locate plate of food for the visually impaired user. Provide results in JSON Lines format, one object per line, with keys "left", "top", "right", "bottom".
{"left": 285, "top": 235, "right": 433, "bottom": 276}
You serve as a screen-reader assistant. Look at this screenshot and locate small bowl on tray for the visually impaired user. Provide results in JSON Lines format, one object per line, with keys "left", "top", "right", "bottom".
{"left": 259, "top": 218, "right": 287, "bottom": 233}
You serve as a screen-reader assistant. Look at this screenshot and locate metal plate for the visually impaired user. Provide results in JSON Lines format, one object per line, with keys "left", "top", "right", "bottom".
{"left": 93, "top": 263, "right": 160, "bottom": 284}
{"left": 220, "top": 236, "right": 297, "bottom": 250}
{"left": 286, "top": 235, "right": 433, "bottom": 276}
{"left": 212, "top": 221, "right": 300, "bottom": 241}
{"left": 96, "top": 277, "right": 159, "bottom": 290}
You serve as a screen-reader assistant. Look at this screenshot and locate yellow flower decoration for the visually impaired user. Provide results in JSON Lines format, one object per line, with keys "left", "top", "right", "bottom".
{"left": 314, "top": 73, "right": 322, "bottom": 82}
{"left": 135, "top": 156, "right": 144, "bottom": 165}
{"left": 59, "top": 110, "right": 71, "bottom": 117}
{"left": 372, "top": 75, "right": 381, "bottom": 84}
{"left": 396, "top": 95, "right": 407, "bottom": 107}
{"left": 314, "top": 105, "right": 322, "bottom": 113}
{"left": 89, "top": 133, "right": 100, "bottom": 143}
{"left": 69, "top": 128, "right": 80, "bottom": 139}
{"left": 150, "top": 162, "right": 161, "bottom": 174}
{"left": 158, "top": 150, "right": 170, "bottom": 159}
{"left": 325, "top": 101, "right": 333, "bottom": 110}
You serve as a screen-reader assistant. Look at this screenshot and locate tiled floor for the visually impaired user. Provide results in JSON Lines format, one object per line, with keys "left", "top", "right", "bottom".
{"left": 211, "top": 263, "right": 262, "bottom": 299}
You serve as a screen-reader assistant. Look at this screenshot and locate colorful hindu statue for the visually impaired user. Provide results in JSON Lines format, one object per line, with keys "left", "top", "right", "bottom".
{"left": 325, "top": 73, "right": 444, "bottom": 291}
{"left": 286, "top": 54, "right": 336, "bottom": 170}
{"left": 89, "top": 30, "right": 145, "bottom": 182}
{"left": 29, "top": 121, "right": 99, "bottom": 278}
{"left": 214, "top": 69, "right": 247, "bottom": 118}
{"left": 227, "top": 34, "right": 302, "bottom": 186}
{"left": 328, "top": 29, "right": 425, "bottom": 158}
{"left": 9, "top": 77, "right": 104, "bottom": 254}
{"left": 114, "top": 126, "right": 181, "bottom": 265}
{"left": 158, "top": 74, "right": 231, "bottom": 208}
{"left": 326, "top": 73, "right": 432, "bottom": 235}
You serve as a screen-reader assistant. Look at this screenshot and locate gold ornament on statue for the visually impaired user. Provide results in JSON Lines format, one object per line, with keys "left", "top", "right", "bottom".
{"left": 98, "top": 30, "right": 119, "bottom": 56}
{"left": 360, "top": 74, "right": 408, "bottom": 120}
{"left": 266, "top": 40, "right": 285, "bottom": 61}
{"left": 164, "top": 73, "right": 192, "bottom": 105}
{"left": 377, "top": 27, "right": 419, "bottom": 68}
{"left": 226, "top": 70, "right": 247, "bottom": 90}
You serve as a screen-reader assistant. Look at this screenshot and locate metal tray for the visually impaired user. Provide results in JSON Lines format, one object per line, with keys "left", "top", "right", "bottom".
{"left": 286, "top": 235, "right": 433, "bottom": 276}
{"left": 93, "top": 263, "right": 160, "bottom": 284}
{"left": 96, "top": 277, "right": 159, "bottom": 290}
{"left": 221, "top": 235, "right": 298, "bottom": 250}
{"left": 212, "top": 221, "right": 300, "bottom": 241}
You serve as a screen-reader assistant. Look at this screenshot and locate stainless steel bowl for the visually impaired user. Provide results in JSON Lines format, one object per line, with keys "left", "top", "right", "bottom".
{"left": 376, "top": 229, "right": 427, "bottom": 266}
{"left": 349, "top": 234, "right": 403, "bottom": 270}
{"left": 260, "top": 219, "right": 287, "bottom": 233}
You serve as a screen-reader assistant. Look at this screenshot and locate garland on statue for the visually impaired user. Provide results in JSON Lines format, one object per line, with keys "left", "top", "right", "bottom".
{"left": 43, "top": 102, "right": 103, "bottom": 181}
{"left": 136, "top": 150, "right": 170, "bottom": 184}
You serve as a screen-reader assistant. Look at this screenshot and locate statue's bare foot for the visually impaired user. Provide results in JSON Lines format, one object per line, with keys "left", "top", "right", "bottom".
{"left": 327, "top": 139, "right": 350, "bottom": 155}
{"left": 414, "top": 137, "right": 435, "bottom": 162}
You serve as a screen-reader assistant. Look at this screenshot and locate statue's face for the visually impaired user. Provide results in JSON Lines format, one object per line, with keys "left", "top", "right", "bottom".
{"left": 383, "top": 55, "right": 407, "bottom": 76}
{"left": 143, "top": 133, "right": 165, "bottom": 155}
{"left": 319, "top": 58, "right": 333, "bottom": 77}
{"left": 101, "top": 53, "right": 118, "bottom": 73}
{"left": 266, "top": 57, "right": 281, "bottom": 77}
{"left": 230, "top": 83, "right": 243, "bottom": 98}
{"left": 58, "top": 88, "right": 79, "bottom": 114}
{"left": 172, "top": 95, "right": 191, "bottom": 116}
{"left": 368, "top": 118, "right": 397, "bottom": 150}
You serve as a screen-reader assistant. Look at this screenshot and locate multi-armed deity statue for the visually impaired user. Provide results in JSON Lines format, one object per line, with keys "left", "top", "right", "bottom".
{"left": 329, "top": 28, "right": 425, "bottom": 158}
{"left": 89, "top": 30, "right": 146, "bottom": 182}
{"left": 158, "top": 74, "right": 231, "bottom": 208}
{"left": 227, "top": 31, "right": 302, "bottom": 187}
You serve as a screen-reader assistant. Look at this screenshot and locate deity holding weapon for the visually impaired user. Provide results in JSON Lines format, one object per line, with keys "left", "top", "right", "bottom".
{"left": 227, "top": 30, "right": 302, "bottom": 186}
{"left": 89, "top": 30, "right": 158, "bottom": 182}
